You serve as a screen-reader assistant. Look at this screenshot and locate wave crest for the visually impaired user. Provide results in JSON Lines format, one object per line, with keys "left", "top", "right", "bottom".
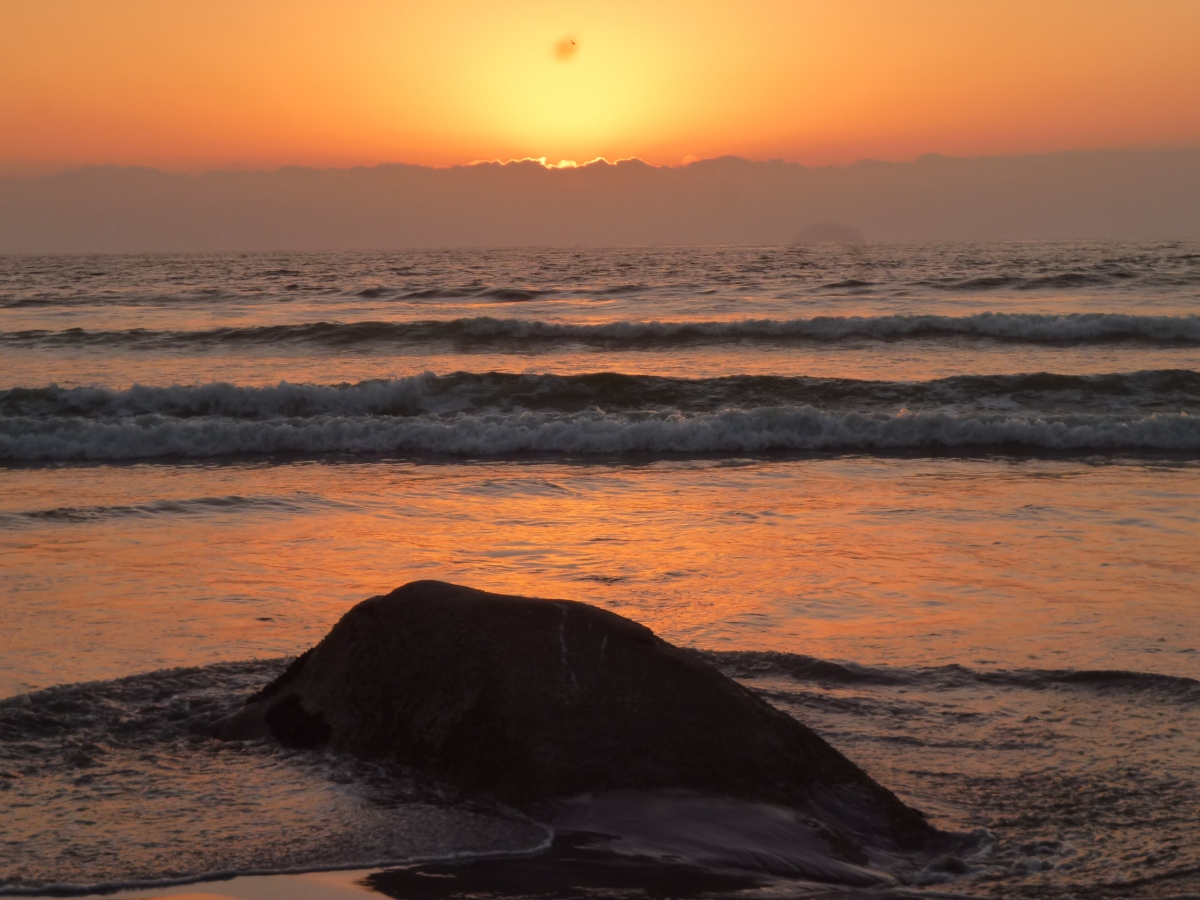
{"left": 707, "top": 650, "right": 1200, "bottom": 702}
{"left": 4, "top": 370, "right": 1197, "bottom": 421}
{"left": 6, "top": 312, "right": 1200, "bottom": 350}
{"left": 3, "top": 406, "right": 1198, "bottom": 460}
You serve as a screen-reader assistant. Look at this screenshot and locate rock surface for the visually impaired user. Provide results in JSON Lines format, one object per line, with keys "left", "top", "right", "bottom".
{"left": 216, "top": 580, "right": 937, "bottom": 852}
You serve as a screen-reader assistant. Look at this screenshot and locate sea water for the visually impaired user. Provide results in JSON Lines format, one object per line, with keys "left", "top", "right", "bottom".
{"left": 1, "top": 243, "right": 1199, "bottom": 897}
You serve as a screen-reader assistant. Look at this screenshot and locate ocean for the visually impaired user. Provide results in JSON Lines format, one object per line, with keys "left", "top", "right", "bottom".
{"left": 1, "top": 242, "right": 1199, "bottom": 899}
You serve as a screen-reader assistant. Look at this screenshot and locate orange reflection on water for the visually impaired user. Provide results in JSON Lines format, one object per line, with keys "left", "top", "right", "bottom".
{"left": 2, "top": 456, "right": 1198, "bottom": 697}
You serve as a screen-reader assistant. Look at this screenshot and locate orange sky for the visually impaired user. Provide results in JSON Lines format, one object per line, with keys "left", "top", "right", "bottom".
{"left": 2, "top": 0, "right": 1199, "bottom": 175}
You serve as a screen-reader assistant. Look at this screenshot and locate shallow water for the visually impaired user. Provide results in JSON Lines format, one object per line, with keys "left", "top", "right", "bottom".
{"left": 2, "top": 243, "right": 1199, "bottom": 897}
{"left": 3, "top": 455, "right": 1199, "bottom": 696}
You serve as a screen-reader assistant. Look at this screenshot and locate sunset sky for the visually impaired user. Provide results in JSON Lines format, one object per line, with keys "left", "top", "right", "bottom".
{"left": 2, "top": 0, "right": 1199, "bottom": 175}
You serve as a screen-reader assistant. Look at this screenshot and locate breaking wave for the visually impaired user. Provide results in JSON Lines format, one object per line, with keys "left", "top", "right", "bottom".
{"left": 4, "top": 370, "right": 1198, "bottom": 461}
{"left": 3, "top": 407, "right": 1199, "bottom": 461}
{"left": 4, "top": 370, "right": 1199, "bottom": 421}
{"left": 5, "top": 312, "right": 1200, "bottom": 349}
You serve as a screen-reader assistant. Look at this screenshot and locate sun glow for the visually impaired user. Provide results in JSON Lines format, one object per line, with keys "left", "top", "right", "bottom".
{"left": 466, "top": 157, "right": 619, "bottom": 170}
{"left": 1, "top": 1, "right": 1199, "bottom": 174}
{"left": 441, "top": 17, "right": 673, "bottom": 165}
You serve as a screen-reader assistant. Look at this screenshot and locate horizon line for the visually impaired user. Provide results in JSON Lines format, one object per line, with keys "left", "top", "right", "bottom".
{"left": 6, "top": 143, "right": 1200, "bottom": 180}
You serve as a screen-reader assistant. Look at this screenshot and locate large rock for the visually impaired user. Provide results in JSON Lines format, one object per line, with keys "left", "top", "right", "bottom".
{"left": 216, "top": 581, "right": 936, "bottom": 852}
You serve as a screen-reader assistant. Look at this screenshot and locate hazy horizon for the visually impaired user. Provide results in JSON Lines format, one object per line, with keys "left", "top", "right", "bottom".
{"left": 4, "top": 146, "right": 1199, "bottom": 253}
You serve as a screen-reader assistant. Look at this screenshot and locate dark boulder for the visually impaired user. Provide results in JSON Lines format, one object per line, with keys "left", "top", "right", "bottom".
{"left": 216, "top": 580, "right": 936, "bottom": 852}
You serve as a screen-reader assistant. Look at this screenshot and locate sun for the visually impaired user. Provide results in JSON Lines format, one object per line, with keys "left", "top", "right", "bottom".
{"left": 433, "top": 17, "right": 683, "bottom": 164}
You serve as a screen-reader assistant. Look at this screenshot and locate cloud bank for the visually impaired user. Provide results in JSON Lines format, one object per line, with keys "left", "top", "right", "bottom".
{"left": 1, "top": 149, "right": 1198, "bottom": 253}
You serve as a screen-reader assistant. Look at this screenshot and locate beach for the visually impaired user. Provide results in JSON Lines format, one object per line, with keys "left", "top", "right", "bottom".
{"left": 3, "top": 242, "right": 1200, "bottom": 898}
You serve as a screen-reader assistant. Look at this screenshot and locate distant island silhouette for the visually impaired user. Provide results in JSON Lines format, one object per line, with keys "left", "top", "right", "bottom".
{"left": 792, "top": 221, "right": 867, "bottom": 245}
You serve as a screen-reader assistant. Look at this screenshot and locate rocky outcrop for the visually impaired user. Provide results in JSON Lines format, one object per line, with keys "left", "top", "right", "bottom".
{"left": 216, "top": 580, "right": 936, "bottom": 853}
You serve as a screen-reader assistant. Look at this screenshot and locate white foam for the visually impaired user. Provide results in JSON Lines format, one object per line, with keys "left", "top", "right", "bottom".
{"left": 0, "top": 665, "right": 550, "bottom": 894}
